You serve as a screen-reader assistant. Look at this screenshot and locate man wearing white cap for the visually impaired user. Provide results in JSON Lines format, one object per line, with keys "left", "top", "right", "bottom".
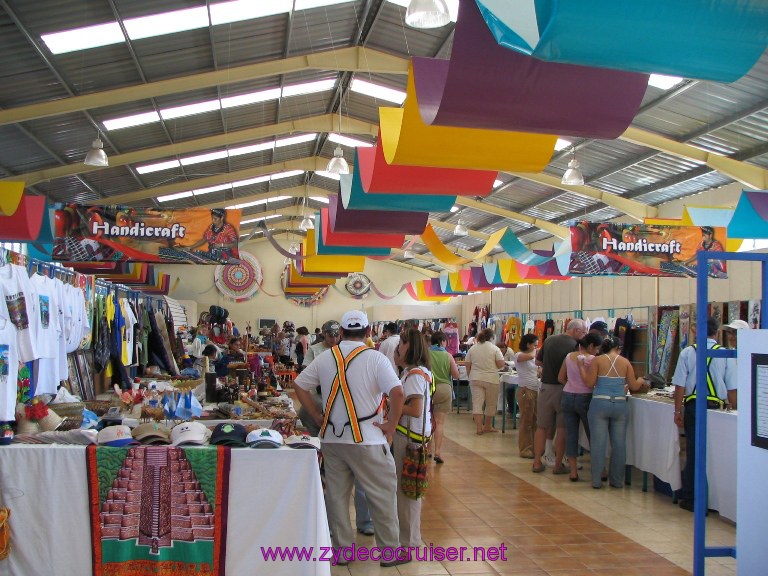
{"left": 723, "top": 319, "right": 750, "bottom": 350}
{"left": 294, "top": 309, "right": 407, "bottom": 567}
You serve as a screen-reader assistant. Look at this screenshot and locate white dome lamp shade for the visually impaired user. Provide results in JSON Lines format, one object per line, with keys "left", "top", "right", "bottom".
{"left": 405, "top": 0, "right": 450, "bottom": 29}
{"left": 326, "top": 146, "right": 349, "bottom": 174}
{"left": 84, "top": 134, "right": 109, "bottom": 167}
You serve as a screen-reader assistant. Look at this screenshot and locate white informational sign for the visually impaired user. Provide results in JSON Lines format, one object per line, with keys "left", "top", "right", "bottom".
{"left": 737, "top": 329, "right": 768, "bottom": 574}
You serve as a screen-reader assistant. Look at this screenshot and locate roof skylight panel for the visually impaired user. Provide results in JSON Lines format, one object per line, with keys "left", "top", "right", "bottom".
{"left": 327, "top": 134, "right": 374, "bottom": 148}
{"left": 157, "top": 191, "right": 194, "bottom": 203}
{"left": 349, "top": 79, "right": 406, "bottom": 105}
{"left": 104, "top": 81, "right": 334, "bottom": 132}
{"left": 42, "top": 0, "right": 355, "bottom": 54}
{"left": 241, "top": 214, "right": 282, "bottom": 224}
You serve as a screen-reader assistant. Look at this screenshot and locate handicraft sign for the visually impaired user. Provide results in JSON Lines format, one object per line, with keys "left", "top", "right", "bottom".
{"left": 568, "top": 223, "right": 728, "bottom": 278}
{"left": 53, "top": 205, "right": 242, "bottom": 264}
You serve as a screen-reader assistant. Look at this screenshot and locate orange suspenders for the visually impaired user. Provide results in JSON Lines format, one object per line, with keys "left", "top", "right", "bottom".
{"left": 319, "top": 345, "right": 373, "bottom": 443}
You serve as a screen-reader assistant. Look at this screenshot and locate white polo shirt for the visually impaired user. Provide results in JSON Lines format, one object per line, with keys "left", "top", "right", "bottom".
{"left": 295, "top": 340, "right": 401, "bottom": 445}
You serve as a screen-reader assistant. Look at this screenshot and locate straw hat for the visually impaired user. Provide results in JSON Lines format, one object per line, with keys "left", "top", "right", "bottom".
{"left": 38, "top": 408, "right": 64, "bottom": 432}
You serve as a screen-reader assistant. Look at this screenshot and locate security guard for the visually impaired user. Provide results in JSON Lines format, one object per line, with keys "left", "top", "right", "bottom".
{"left": 672, "top": 317, "right": 737, "bottom": 512}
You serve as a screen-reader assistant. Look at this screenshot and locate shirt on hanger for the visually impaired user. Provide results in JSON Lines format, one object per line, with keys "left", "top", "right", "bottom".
{"left": 0, "top": 264, "right": 41, "bottom": 363}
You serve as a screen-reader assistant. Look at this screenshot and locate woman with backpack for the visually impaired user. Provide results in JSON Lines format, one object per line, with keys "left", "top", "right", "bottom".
{"left": 393, "top": 328, "right": 433, "bottom": 548}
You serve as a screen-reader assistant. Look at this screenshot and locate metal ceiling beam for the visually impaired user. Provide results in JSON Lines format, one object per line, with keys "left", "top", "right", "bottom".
{"left": 103, "top": 158, "right": 333, "bottom": 205}
{"left": 200, "top": 187, "right": 330, "bottom": 209}
{"left": 0, "top": 47, "right": 408, "bottom": 128}
{"left": 621, "top": 126, "right": 768, "bottom": 189}
{"left": 454, "top": 197, "right": 571, "bottom": 238}
{"left": 10, "top": 115, "right": 376, "bottom": 186}
{"left": 507, "top": 171, "right": 658, "bottom": 221}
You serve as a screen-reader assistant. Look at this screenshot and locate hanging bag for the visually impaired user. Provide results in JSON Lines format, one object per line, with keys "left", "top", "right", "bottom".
{"left": 400, "top": 388, "right": 430, "bottom": 501}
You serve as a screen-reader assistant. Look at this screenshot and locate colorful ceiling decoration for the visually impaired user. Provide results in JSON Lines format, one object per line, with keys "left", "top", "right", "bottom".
{"left": 310, "top": 222, "right": 392, "bottom": 257}
{"left": 328, "top": 194, "right": 428, "bottom": 235}
{"left": 320, "top": 208, "right": 405, "bottom": 249}
{"left": 357, "top": 138, "right": 496, "bottom": 196}
{"left": 728, "top": 190, "right": 768, "bottom": 239}
{"left": 0, "top": 195, "right": 46, "bottom": 241}
{"left": 341, "top": 151, "right": 456, "bottom": 212}
{"left": 0, "top": 182, "right": 25, "bottom": 216}
{"left": 476, "top": 0, "right": 768, "bottom": 82}
{"left": 379, "top": 63, "right": 557, "bottom": 171}
{"left": 412, "top": 0, "right": 649, "bottom": 139}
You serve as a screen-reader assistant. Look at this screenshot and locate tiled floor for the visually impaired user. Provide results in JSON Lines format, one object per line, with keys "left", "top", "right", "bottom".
{"left": 329, "top": 412, "right": 737, "bottom": 576}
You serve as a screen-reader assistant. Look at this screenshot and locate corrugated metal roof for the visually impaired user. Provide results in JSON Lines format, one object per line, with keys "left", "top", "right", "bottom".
{"left": 0, "top": 0, "right": 766, "bottom": 275}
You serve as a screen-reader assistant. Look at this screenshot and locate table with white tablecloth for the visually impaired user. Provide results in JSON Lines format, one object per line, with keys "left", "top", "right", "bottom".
{"left": 0, "top": 445, "right": 331, "bottom": 576}
{"left": 625, "top": 396, "right": 737, "bottom": 522}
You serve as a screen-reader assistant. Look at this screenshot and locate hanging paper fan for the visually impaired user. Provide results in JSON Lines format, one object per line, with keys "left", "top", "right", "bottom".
{"left": 214, "top": 251, "right": 263, "bottom": 302}
{"left": 288, "top": 287, "right": 329, "bottom": 307}
{"left": 345, "top": 273, "right": 372, "bottom": 298}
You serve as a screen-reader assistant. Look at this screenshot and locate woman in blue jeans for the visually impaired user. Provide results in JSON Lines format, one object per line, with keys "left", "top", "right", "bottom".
{"left": 558, "top": 332, "right": 603, "bottom": 481}
{"left": 578, "top": 337, "right": 649, "bottom": 488}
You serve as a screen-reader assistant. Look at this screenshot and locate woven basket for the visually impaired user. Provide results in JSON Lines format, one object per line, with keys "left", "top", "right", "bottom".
{"left": 85, "top": 400, "right": 113, "bottom": 416}
{"left": 50, "top": 403, "right": 85, "bottom": 431}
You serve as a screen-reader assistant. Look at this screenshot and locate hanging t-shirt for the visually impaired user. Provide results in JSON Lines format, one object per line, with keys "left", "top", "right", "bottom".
{"left": 505, "top": 316, "right": 522, "bottom": 352}
{"left": 29, "top": 274, "right": 63, "bottom": 394}
{"left": 524, "top": 319, "right": 535, "bottom": 334}
{"left": 443, "top": 322, "right": 460, "bottom": 356}
{"left": 0, "top": 263, "right": 40, "bottom": 363}
{"left": 119, "top": 298, "right": 138, "bottom": 365}
{"left": 54, "top": 278, "right": 70, "bottom": 379}
{"left": 0, "top": 304, "right": 20, "bottom": 421}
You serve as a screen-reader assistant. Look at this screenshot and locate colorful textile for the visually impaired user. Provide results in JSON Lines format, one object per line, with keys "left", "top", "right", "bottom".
{"left": 86, "top": 445, "right": 230, "bottom": 576}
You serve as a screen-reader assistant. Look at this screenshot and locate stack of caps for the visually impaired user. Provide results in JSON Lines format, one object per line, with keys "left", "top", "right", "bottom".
{"left": 285, "top": 434, "right": 321, "bottom": 450}
{"left": 210, "top": 423, "right": 248, "bottom": 447}
{"left": 170, "top": 421, "right": 211, "bottom": 446}
{"left": 245, "top": 428, "right": 284, "bottom": 449}
{"left": 97, "top": 425, "right": 139, "bottom": 447}
{"left": 132, "top": 423, "right": 172, "bottom": 445}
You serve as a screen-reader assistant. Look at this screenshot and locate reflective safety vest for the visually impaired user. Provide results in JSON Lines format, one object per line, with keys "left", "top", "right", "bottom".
{"left": 395, "top": 368, "right": 434, "bottom": 443}
{"left": 685, "top": 344, "right": 725, "bottom": 406}
{"left": 319, "top": 345, "right": 382, "bottom": 442}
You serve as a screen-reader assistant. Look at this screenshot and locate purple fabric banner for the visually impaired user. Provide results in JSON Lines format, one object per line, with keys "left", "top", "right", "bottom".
{"left": 412, "top": 0, "right": 648, "bottom": 139}
{"left": 328, "top": 194, "right": 428, "bottom": 235}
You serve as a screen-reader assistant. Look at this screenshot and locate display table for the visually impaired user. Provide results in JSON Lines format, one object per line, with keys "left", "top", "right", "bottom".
{"left": 499, "top": 373, "right": 519, "bottom": 432}
{"left": 0, "top": 445, "right": 331, "bottom": 576}
{"left": 625, "top": 396, "right": 737, "bottom": 522}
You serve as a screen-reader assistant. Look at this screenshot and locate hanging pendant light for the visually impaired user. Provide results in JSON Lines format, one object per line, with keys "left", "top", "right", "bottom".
{"left": 299, "top": 215, "right": 314, "bottom": 232}
{"left": 405, "top": 0, "right": 450, "bottom": 29}
{"left": 561, "top": 153, "right": 585, "bottom": 186}
{"left": 84, "top": 133, "right": 109, "bottom": 167}
{"left": 403, "top": 249, "right": 415, "bottom": 259}
{"left": 453, "top": 219, "right": 469, "bottom": 237}
{"left": 326, "top": 145, "right": 349, "bottom": 174}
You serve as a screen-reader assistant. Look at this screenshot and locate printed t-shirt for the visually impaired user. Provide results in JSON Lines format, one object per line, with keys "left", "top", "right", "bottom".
{"left": 0, "top": 305, "right": 20, "bottom": 421}
{"left": 294, "top": 341, "right": 401, "bottom": 445}
{"left": 0, "top": 264, "right": 40, "bottom": 363}
{"left": 30, "top": 274, "right": 63, "bottom": 394}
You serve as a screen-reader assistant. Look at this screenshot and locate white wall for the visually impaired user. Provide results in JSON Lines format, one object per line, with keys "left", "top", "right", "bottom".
{"left": 737, "top": 329, "right": 768, "bottom": 574}
{"left": 157, "top": 240, "right": 446, "bottom": 331}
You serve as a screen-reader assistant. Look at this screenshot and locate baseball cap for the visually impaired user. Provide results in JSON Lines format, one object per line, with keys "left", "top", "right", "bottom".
{"left": 171, "top": 421, "right": 210, "bottom": 446}
{"left": 321, "top": 320, "right": 340, "bottom": 335}
{"left": 589, "top": 320, "right": 609, "bottom": 334}
{"left": 285, "top": 434, "right": 321, "bottom": 450}
{"left": 724, "top": 319, "right": 750, "bottom": 330}
{"left": 210, "top": 422, "right": 247, "bottom": 447}
{"left": 246, "top": 428, "right": 284, "bottom": 448}
{"left": 132, "top": 422, "right": 171, "bottom": 445}
{"left": 341, "top": 310, "right": 369, "bottom": 330}
{"left": 98, "top": 425, "right": 140, "bottom": 447}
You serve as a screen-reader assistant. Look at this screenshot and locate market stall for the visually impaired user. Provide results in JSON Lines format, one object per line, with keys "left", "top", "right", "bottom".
{"left": 0, "top": 445, "right": 331, "bottom": 576}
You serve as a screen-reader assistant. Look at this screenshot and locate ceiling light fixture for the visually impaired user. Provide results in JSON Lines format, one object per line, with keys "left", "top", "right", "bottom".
{"left": 326, "top": 86, "right": 350, "bottom": 174}
{"left": 84, "top": 132, "right": 109, "bottom": 167}
{"left": 454, "top": 219, "right": 468, "bottom": 237}
{"left": 298, "top": 187, "right": 315, "bottom": 232}
{"left": 561, "top": 152, "right": 585, "bottom": 186}
{"left": 403, "top": 249, "right": 415, "bottom": 259}
{"left": 405, "top": 0, "right": 450, "bottom": 29}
